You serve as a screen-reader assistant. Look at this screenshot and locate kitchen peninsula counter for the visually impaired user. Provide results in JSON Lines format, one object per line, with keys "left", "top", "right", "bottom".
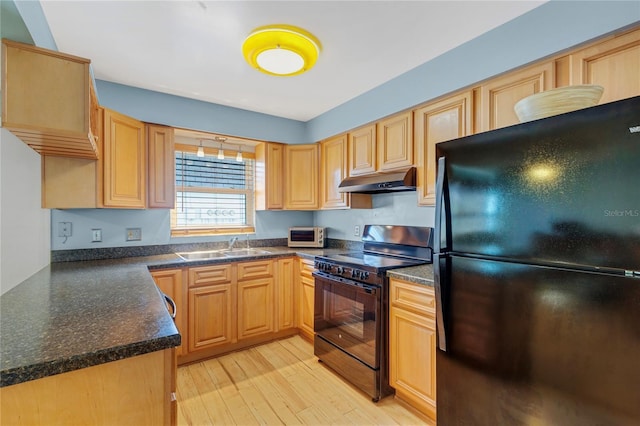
{"left": 0, "top": 246, "right": 431, "bottom": 388}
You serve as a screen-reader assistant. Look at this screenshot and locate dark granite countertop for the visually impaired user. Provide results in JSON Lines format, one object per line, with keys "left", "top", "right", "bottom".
{"left": 387, "top": 264, "right": 435, "bottom": 286}
{"left": 0, "top": 245, "right": 427, "bottom": 388}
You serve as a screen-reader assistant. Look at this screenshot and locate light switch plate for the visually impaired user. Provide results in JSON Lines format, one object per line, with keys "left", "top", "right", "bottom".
{"left": 126, "top": 228, "right": 142, "bottom": 241}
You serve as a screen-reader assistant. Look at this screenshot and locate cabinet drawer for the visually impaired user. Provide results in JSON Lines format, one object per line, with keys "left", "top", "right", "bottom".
{"left": 237, "top": 260, "right": 274, "bottom": 280}
{"left": 299, "top": 258, "right": 315, "bottom": 279}
{"left": 189, "top": 264, "right": 233, "bottom": 288}
{"left": 389, "top": 278, "right": 436, "bottom": 317}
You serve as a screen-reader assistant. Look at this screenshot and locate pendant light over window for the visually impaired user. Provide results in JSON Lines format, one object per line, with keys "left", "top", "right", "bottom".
{"left": 236, "top": 145, "right": 243, "bottom": 162}
{"left": 197, "top": 140, "right": 205, "bottom": 157}
{"left": 217, "top": 142, "right": 225, "bottom": 160}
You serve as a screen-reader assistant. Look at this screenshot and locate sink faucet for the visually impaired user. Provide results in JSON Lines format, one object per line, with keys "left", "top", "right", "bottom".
{"left": 228, "top": 236, "right": 239, "bottom": 250}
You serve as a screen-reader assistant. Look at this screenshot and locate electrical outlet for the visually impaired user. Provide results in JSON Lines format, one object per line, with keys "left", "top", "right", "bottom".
{"left": 126, "top": 228, "right": 142, "bottom": 241}
{"left": 91, "top": 229, "right": 102, "bottom": 242}
{"left": 354, "top": 225, "right": 360, "bottom": 236}
{"left": 58, "top": 222, "right": 72, "bottom": 237}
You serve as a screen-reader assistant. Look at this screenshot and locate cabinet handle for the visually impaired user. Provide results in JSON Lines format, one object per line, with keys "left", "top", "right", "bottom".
{"left": 163, "top": 293, "right": 177, "bottom": 320}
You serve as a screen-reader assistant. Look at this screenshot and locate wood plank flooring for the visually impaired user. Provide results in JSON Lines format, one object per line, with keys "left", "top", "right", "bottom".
{"left": 177, "top": 335, "right": 434, "bottom": 425}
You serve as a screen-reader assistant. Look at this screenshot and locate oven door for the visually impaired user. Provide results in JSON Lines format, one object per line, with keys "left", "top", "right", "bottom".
{"left": 313, "top": 271, "right": 380, "bottom": 369}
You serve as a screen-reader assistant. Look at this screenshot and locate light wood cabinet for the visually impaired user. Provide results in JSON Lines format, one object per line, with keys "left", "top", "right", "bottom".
{"left": 284, "top": 144, "right": 319, "bottom": 210}
{"left": 237, "top": 260, "right": 275, "bottom": 340}
{"left": 414, "top": 91, "right": 473, "bottom": 206}
{"left": 255, "top": 142, "right": 285, "bottom": 210}
{"left": 151, "top": 269, "right": 185, "bottom": 357}
{"left": 478, "top": 61, "right": 554, "bottom": 132}
{"left": 389, "top": 278, "right": 437, "bottom": 421}
{"left": 1, "top": 39, "right": 99, "bottom": 159}
{"left": 0, "top": 349, "right": 176, "bottom": 426}
{"left": 320, "top": 134, "right": 373, "bottom": 210}
{"left": 276, "top": 257, "right": 296, "bottom": 331}
{"left": 377, "top": 110, "right": 414, "bottom": 172}
{"left": 297, "top": 257, "right": 316, "bottom": 342}
{"left": 188, "top": 264, "right": 235, "bottom": 352}
{"left": 348, "top": 124, "right": 377, "bottom": 176}
{"left": 103, "top": 108, "right": 146, "bottom": 208}
{"left": 147, "top": 124, "right": 175, "bottom": 208}
{"left": 564, "top": 27, "right": 640, "bottom": 103}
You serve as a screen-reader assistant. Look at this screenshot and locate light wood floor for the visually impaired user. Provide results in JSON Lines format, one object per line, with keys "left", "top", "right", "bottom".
{"left": 177, "top": 335, "right": 434, "bottom": 425}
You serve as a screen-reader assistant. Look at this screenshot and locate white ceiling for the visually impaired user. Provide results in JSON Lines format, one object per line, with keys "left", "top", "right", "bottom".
{"left": 40, "top": 1, "right": 546, "bottom": 122}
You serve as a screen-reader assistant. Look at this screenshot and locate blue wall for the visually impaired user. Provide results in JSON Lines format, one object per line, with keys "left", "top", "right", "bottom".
{"left": 10, "top": 1, "right": 640, "bottom": 250}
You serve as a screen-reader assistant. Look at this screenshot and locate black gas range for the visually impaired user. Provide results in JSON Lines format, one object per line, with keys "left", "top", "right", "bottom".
{"left": 313, "top": 225, "right": 433, "bottom": 401}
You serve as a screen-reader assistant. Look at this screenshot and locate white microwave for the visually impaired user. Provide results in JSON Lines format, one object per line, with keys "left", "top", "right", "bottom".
{"left": 288, "top": 227, "right": 326, "bottom": 248}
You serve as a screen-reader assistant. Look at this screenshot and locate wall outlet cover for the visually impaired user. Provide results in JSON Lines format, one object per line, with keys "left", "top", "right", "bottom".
{"left": 91, "top": 229, "right": 102, "bottom": 242}
{"left": 126, "top": 228, "right": 142, "bottom": 241}
{"left": 354, "top": 225, "right": 360, "bottom": 236}
{"left": 58, "top": 222, "right": 72, "bottom": 237}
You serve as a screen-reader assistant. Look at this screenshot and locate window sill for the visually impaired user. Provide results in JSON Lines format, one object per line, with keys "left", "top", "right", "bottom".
{"left": 171, "top": 226, "right": 255, "bottom": 238}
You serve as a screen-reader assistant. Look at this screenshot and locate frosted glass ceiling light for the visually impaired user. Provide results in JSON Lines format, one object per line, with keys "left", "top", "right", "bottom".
{"left": 242, "top": 25, "right": 321, "bottom": 76}
{"left": 197, "top": 141, "right": 205, "bottom": 157}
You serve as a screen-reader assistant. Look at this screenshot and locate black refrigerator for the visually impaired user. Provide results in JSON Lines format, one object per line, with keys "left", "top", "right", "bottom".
{"left": 434, "top": 95, "right": 640, "bottom": 425}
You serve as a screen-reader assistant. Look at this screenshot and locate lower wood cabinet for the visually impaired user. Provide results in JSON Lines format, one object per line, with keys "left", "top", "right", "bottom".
{"left": 237, "top": 260, "right": 275, "bottom": 340}
{"left": 150, "top": 268, "right": 186, "bottom": 357}
{"left": 0, "top": 349, "right": 176, "bottom": 426}
{"left": 297, "top": 257, "right": 316, "bottom": 342}
{"left": 180, "top": 257, "right": 298, "bottom": 364}
{"left": 389, "top": 278, "right": 437, "bottom": 421}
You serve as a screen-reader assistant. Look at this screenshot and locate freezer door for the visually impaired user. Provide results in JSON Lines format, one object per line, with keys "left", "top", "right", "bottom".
{"left": 437, "top": 255, "right": 640, "bottom": 425}
{"left": 435, "top": 96, "right": 640, "bottom": 271}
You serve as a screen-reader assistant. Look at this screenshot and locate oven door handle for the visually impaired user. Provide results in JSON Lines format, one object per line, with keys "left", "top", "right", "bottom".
{"left": 312, "top": 271, "right": 378, "bottom": 294}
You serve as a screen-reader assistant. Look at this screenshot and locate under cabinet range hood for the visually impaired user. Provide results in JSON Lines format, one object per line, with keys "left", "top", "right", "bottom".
{"left": 338, "top": 167, "right": 416, "bottom": 194}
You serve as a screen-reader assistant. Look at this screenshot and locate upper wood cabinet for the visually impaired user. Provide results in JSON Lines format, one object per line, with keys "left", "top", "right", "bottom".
{"left": 255, "top": 142, "right": 285, "bottom": 210}
{"left": 564, "top": 27, "right": 640, "bottom": 104}
{"left": 284, "top": 144, "right": 319, "bottom": 210}
{"left": 348, "top": 124, "right": 377, "bottom": 176}
{"left": 478, "top": 61, "right": 554, "bottom": 132}
{"left": 321, "top": 134, "right": 372, "bottom": 210}
{"left": 2, "top": 39, "right": 99, "bottom": 159}
{"left": 147, "top": 124, "right": 175, "bottom": 209}
{"left": 321, "top": 134, "right": 350, "bottom": 209}
{"left": 414, "top": 91, "right": 473, "bottom": 206}
{"left": 377, "top": 111, "right": 414, "bottom": 172}
{"left": 102, "top": 108, "right": 146, "bottom": 208}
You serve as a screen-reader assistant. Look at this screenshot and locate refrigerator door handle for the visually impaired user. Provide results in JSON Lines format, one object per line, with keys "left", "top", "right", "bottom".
{"left": 434, "top": 253, "right": 448, "bottom": 351}
{"left": 434, "top": 156, "right": 451, "bottom": 253}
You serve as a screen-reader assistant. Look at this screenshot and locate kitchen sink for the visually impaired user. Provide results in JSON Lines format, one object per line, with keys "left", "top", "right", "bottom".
{"left": 176, "top": 248, "right": 271, "bottom": 261}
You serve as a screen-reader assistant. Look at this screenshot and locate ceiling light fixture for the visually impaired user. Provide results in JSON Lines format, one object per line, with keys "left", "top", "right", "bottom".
{"left": 242, "top": 24, "right": 321, "bottom": 76}
{"left": 197, "top": 140, "right": 205, "bottom": 157}
{"left": 236, "top": 145, "right": 243, "bottom": 162}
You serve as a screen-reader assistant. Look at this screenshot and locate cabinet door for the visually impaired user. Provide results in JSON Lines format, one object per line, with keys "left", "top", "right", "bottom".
{"left": 377, "top": 111, "right": 413, "bottom": 172}
{"left": 321, "top": 134, "right": 349, "bottom": 209}
{"left": 255, "top": 142, "right": 284, "bottom": 210}
{"left": 276, "top": 258, "right": 295, "bottom": 331}
{"left": 414, "top": 91, "right": 472, "bottom": 206}
{"left": 479, "top": 62, "right": 554, "bottom": 132}
{"left": 299, "top": 275, "right": 315, "bottom": 341}
{"left": 389, "top": 278, "right": 437, "bottom": 421}
{"left": 188, "top": 283, "right": 235, "bottom": 351}
{"left": 348, "top": 124, "right": 377, "bottom": 176}
{"left": 389, "top": 305, "right": 437, "bottom": 420}
{"left": 284, "top": 144, "right": 319, "bottom": 210}
{"left": 568, "top": 28, "right": 640, "bottom": 104}
{"left": 147, "top": 124, "right": 175, "bottom": 208}
{"left": 103, "top": 108, "right": 146, "bottom": 208}
{"left": 150, "top": 269, "right": 185, "bottom": 357}
{"left": 238, "top": 277, "right": 275, "bottom": 340}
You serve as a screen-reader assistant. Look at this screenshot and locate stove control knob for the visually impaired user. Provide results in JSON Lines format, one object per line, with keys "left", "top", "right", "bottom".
{"left": 336, "top": 266, "right": 345, "bottom": 275}
{"left": 362, "top": 272, "right": 370, "bottom": 280}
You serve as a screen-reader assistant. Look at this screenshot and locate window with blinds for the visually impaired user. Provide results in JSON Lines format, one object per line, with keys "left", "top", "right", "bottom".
{"left": 171, "top": 148, "right": 255, "bottom": 235}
